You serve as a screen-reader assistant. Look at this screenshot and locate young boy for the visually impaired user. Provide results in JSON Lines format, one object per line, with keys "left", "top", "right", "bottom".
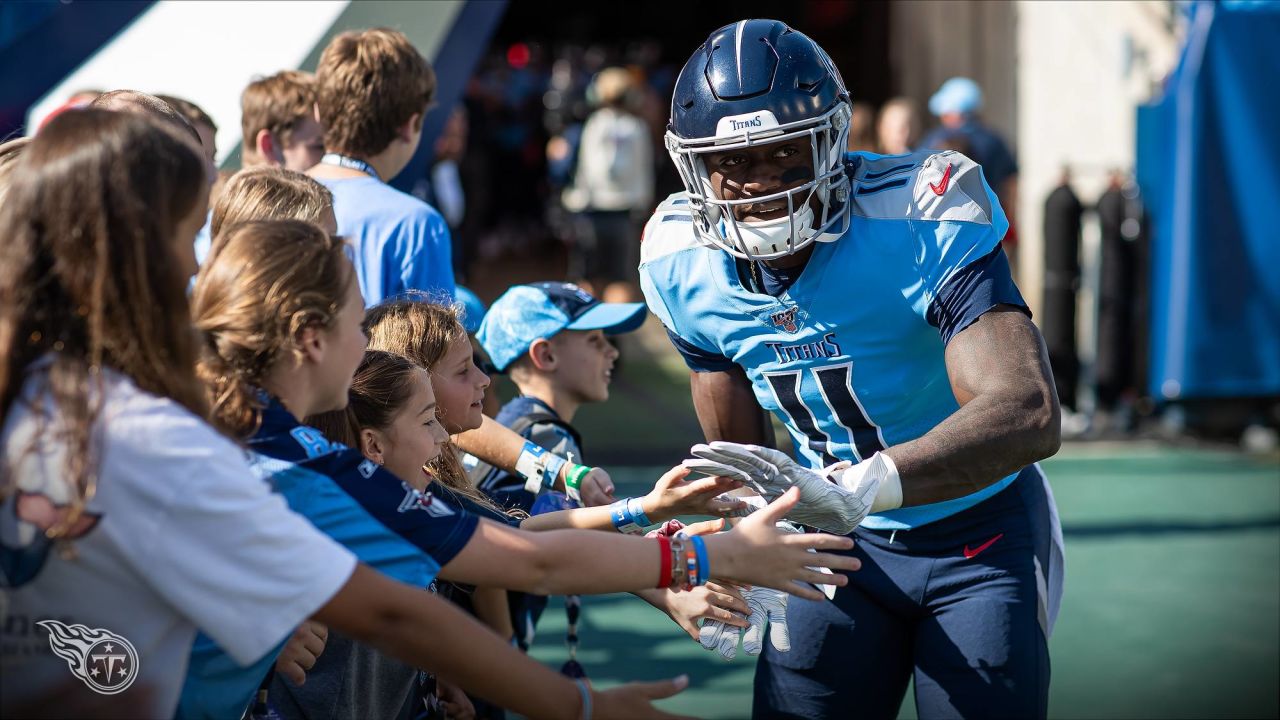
{"left": 475, "top": 281, "right": 645, "bottom": 513}
{"left": 308, "top": 27, "right": 455, "bottom": 305}
{"left": 239, "top": 70, "right": 325, "bottom": 172}
{"left": 475, "top": 281, "right": 646, "bottom": 657}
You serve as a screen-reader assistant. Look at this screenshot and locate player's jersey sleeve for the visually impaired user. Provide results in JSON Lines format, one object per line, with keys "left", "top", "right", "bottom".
{"left": 640, "top": 192, "right": 736, "bottom": 372}
{"left": 857, "top": 150, "right": 1027, "bottom": 344}
{"left": 925, "top": 243, "right": 1028, "bottom": 344}
{"left": 665, "top": 327, "right": 735, "bottom": 372}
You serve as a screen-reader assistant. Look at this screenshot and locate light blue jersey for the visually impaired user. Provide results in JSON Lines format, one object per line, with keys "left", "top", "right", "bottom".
{"left": 641, "top": 150, "right": 1030, "bottom": 530}
{"left": 317, "top": 177, "right": 456, "bottom": 307}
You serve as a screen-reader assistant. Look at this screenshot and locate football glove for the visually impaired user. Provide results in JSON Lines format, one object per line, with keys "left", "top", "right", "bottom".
{"left": 683, "top": 442, "right": 902, "bottom": 535}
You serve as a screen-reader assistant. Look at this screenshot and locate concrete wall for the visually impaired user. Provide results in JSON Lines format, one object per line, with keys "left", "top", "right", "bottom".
{"left": 1014, "top": 0, "right": 1182, "bottom": 319}
{"left": 889, "top": 0, "right": 1017, "bottom": 144}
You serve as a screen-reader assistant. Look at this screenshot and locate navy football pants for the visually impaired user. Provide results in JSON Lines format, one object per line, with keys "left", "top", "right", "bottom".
{"left": 754, "top": 470, "right": 1057, "bottom": 719}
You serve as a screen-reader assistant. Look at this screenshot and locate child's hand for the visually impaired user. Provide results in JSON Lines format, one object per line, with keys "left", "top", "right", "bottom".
{"left": 661, "top": 581, "right": 750, "bottom": 641}
{"left": 436, "top": 679, "right": 476, "bottom": 720}
{"left": 275, "top": 620, "right": 328, "bottom": 685}
{"left": 579, "top": 467, "right": 615, "bottom": 507}
{"left": 644, "top": 465, "right": 745, "bottom": 522}
{"left": 711, "top": 488, "right": 860, "bottom": 601}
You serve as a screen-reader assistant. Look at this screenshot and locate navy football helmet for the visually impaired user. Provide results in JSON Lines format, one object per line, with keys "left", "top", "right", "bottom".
{"left": 667, "top": 19, "right": 852, "bottom": 260}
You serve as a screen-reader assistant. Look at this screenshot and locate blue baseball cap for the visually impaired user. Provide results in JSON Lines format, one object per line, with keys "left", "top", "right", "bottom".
{"left": 454, "top": 285, "right": 487, "bottom": 334}
{"left": 478, "top": 282, "right": 647, "bottom": 372}
{"left": 929, "top": 77, "right": 982, "bottom": 116}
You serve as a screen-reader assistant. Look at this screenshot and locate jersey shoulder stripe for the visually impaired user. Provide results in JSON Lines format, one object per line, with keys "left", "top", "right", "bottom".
{"left": 848, "top": 150, "right": 1000, "bottom": 228}
{"left": 640, "top": 192, "right": 704, "bottom": 265}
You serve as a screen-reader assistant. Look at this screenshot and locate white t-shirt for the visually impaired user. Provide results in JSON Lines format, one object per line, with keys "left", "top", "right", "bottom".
{"left": 0, "top": 365, "right": 357, "bottom": 718}
{"left": 563, "top": 107, "right": 654, "bottom": 213}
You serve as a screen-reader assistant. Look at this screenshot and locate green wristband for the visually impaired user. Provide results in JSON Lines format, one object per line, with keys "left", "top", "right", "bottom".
{"left": 565, "top": 464, "right": 592, "bottom": 501}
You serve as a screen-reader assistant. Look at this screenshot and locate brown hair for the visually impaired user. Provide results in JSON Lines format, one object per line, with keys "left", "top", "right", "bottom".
{"left": 0, "top": 110, "right": 209, "bottom": 535}
{"left": 155, "top": 94, "right": 217, "bottom": 133}
{"left": 315, "top": 28, "right": 435, "bottom": 157}
{"left": 90, "top": 89, "right": 201, "bottom": 144}
{"left": 306, "top": 350, "right": 420, "bottom": 448}
{"left": 363, "top": 297, "right": 505, "bottom": 512}
{"left": 0, "top": 136, "right": 31, "bottom": 207}
{"left": 192, "top": 219, "right": 352, "bottom": 439}
{"left": 209, "top": 167, "right": 333, "bottom": 246}
{"left": 240, "top": 71, "right": 317, "bottom": 161}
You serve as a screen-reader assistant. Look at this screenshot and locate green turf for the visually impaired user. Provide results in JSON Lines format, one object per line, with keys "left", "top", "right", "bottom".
{"left": 526, "top": 447, "right": 1280, "bottom": 719}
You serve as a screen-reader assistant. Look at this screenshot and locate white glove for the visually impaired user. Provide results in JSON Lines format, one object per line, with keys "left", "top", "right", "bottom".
{"left": 742, "top": 585, "right": 790, "bottom": 655}
{"left": 695, "top": 517, "right": 804, "bottom": 661}
{"left": 699, "top": 584, "right": 790, "bottom": 660}
{"left": 683, "top": 442, "right": 902, "bottom": 535}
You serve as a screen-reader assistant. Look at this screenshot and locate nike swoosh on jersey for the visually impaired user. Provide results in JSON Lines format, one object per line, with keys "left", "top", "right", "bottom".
{"left": 963, "top": 532, "right": 1004, "bottom": 559}
{"left": 929, "top": 162, "right": 954, "bottom": 196}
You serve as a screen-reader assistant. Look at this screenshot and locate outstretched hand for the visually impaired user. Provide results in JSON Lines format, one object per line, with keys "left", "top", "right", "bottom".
{"left": 715, "top": 488, "right": 859, "bottom": 601}
{"left": 646, "top": 465, "right": 745, "bottom": 520}
{"left": 593, "top": 675, "right": 695, "bottom": 719}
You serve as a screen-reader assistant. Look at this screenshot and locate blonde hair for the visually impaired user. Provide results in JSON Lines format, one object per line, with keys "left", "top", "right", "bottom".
{"left": 363, "top": 296, "right": 507, "bottom": 513}
{"left": 315, "top": 28, "right": 435, "bottom": 157}
{"left": 240, "top": 70, "right": 317, "bottom": 162}
{"left": 192, "top": 220, "right": 352, "bottom": 438}
{"left": 209, "top": 166, "right": 332, "bottom": 247}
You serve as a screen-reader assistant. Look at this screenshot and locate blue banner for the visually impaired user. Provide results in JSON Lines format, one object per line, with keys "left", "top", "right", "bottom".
{"left": 1138, "top": 1, "right": 1280, "bottom": 400}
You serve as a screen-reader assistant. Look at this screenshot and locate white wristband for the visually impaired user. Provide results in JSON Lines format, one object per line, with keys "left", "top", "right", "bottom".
{"left": 838, "top": 452, "right": 903, "bottom": 513}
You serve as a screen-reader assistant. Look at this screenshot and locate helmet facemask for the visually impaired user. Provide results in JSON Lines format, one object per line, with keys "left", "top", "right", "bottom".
{"left": 666, "top": 102, "right": 853, "bottom": 261}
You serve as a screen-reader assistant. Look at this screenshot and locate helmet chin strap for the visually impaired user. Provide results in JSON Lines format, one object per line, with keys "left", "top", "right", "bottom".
{"left": 722, "top": 202, "right": 817, "bottom": 260}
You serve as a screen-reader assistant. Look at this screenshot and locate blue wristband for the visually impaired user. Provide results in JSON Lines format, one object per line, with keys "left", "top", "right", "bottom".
{"left": 574, "top": 678, "right": 592, "bottom": 720}
{"left": 609, "top": 499, "right": 645, "bottom": 535}
{"left": 626, "top": 497, "right": 652, "bottom": 528}
{"left": 516, "top": 441, "right": 568, "bottom": 494}
{"left": 690, "top": 535, "right": 710, "bottom": 586}
{"left": 542, "top": 452, "right": 568, "bottom": 490}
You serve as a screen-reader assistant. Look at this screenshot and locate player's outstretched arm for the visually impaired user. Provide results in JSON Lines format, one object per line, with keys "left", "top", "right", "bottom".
{"left": 887, "top": 306, "right": 1061, "bottom": 505}
{"left": 315, "top": 564, "right": 692, "bottom": 720}
{"left": 439, "top": 485, "right": 858, "bottom": 600}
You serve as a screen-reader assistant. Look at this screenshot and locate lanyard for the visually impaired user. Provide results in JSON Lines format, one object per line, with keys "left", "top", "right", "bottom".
{"left": 320, "top": 153, "right": 381, "bottom": 182}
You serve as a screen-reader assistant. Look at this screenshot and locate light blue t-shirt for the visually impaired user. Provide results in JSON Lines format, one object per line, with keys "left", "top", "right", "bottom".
{"left": 317, "top": 177, "right": 456, "bottom": 306}
{"left": 641, "top": 150, "right": 1028, "bottom": 531}
{"left": 193, "top": 211, "right": 213, "bottom": 266}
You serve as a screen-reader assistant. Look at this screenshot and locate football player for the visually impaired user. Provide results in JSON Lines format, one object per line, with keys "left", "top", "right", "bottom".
{"left": 641, "top": 19, "right": 1066, "bottom": 719}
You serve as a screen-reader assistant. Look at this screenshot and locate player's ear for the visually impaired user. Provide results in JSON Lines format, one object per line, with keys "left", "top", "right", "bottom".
{"left": 528, "top": 338, "right": 556, "bottom": 372}
{"left": 361, "top": 428, "right": 386, "bottom": 465}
